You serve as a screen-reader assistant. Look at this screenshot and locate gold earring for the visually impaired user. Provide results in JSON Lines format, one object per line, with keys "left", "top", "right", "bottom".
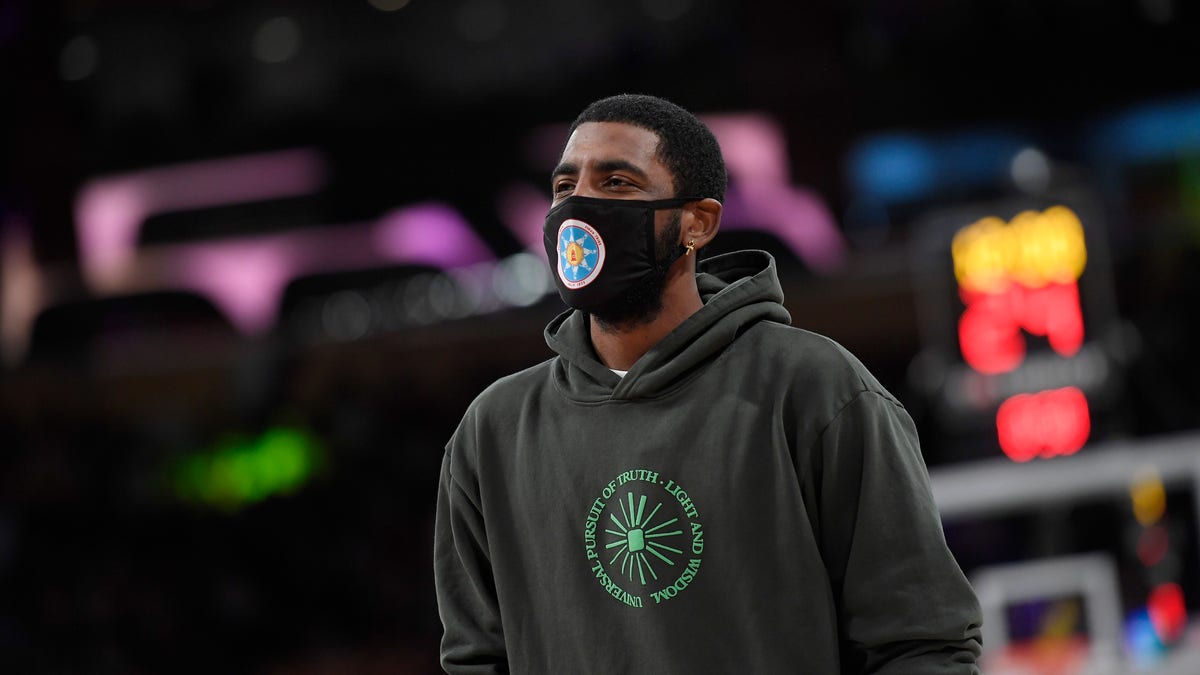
{"left": 685, "top": 240, "right": 696, "bottom": 256}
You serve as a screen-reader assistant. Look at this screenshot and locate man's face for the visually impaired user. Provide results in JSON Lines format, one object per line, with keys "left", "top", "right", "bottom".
{"left": 551, "top": 122, "right": 684, "bottom": 328}
{"left": 551, "top": 121, "right": 675, "bottom": 206}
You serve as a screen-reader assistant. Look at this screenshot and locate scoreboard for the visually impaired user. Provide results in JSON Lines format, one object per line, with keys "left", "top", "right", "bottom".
{"left": 910, "top": 191, "right": 1127, "bottom": 463}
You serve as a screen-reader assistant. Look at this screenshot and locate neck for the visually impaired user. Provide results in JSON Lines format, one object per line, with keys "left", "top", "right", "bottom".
{"left": 589, "top": 265, "right": 702, "bottom": 371}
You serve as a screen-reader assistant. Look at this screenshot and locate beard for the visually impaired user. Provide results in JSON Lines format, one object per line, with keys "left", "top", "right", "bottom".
{"left": 590, "top": 211, "right": 683, "bottom": 332}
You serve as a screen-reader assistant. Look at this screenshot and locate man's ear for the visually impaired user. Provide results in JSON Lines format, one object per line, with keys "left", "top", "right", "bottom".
{"left": 685, "top": 198, "right": 722, "bottom": 251}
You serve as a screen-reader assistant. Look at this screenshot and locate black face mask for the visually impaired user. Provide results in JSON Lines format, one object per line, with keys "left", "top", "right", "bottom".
{"left": 543, "top": 195, "right": 699, "bottom": 311}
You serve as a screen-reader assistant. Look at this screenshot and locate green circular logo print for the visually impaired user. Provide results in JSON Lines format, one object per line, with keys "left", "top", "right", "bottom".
{"left": 583, "top": 468, "right": 704, "bottom": 608}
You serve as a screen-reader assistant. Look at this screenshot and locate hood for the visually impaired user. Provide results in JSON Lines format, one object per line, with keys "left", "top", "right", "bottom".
{"left": 543, "top": 249, "right": 792, "bottom": 402}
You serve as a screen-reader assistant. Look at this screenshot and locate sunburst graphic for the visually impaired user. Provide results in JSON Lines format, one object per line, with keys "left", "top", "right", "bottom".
{"left": 603, "top": 492, "right": 684, "bottom": 585}
{"left": 559, "top": 228, "right": 597, "bottom": 282}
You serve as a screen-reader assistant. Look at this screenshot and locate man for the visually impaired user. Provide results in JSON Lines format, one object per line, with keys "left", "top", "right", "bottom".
{"left": 434, "top": 94, "right": 982, "bottom": 673}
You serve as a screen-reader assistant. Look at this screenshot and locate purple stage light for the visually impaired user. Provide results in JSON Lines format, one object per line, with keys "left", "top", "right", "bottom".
{"left": 67, "top": 148, "right": 497, "bottom": 337}
{"left": 705, "top": 113, "right": 845, "bottom": 272}
{"left": 497, "top": 183, "right": 551, "bottom": 252}
{"left": 75, "top": 148, "right": 327, "bottom": 288}
{"left": 172, "top": 240, "right": 297, "bottom": 334}
{"left": 151, "top": 206, "right": 496, "bottom": 334}
{"left": 374, "top": 203, "right": 495, "bottom": 270}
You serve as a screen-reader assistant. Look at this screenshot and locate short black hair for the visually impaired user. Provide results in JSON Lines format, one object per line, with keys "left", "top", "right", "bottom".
{"left": 569, "top": 94, "right": 727, "bottom": 203}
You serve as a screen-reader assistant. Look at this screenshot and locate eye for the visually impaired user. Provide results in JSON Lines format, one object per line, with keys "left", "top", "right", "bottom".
{"left": 603, "top": 176, "right": 633, "bottom": 189}
{"left": 553, "top": 180, "right": 575, "bottom": 195}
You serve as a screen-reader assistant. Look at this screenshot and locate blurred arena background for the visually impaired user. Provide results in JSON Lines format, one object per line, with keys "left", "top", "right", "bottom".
{"left": 2, "top": 0, "right": 1200, "bottom": 672}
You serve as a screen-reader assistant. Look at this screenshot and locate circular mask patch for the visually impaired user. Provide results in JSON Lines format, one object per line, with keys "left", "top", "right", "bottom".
{"left": 556, "top": 220, "right": 605, "bottom": 289}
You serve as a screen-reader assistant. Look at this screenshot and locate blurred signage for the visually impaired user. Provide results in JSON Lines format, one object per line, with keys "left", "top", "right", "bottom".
{"left": 952, "top": 207, "right": 1091, "bottom": 461}
{"left": 171, "top": 426, "right": 325, "bottom": 512}
{"left": 1, "top": 149, "right": 534, "bottom": 366}
{"left": 910, "top": 191, "right": 1126, "bottom": 462}
{"left": 995, "top": 386, "right": 1090, "bottom": 462}
{"left": 973, "top": 554, "right": 1124, "bottom": 675}
{"left": 1123, "top": 467, "right": 1189, "bottom": 666}
{"left": 952, "top": 206, "right": 1087, "bottom": 374}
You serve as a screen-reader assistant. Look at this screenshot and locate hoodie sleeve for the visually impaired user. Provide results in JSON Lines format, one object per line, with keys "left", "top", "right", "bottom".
{"left": 434, "top": 444, "right": 509, "bottom": 674}
{"left": 816, "top": 391, "right": 983, "bottom": 674}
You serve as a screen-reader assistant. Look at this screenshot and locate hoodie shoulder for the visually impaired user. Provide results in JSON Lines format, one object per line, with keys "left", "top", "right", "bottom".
{"left": 469, "top": 357, "right": 557, "bottom": 420}
{"left": 746, "top": 321, "right": 899, "bottom": 408}
{"left": 445, "top": 357, "right": 556, "bottom": 479}
{"left": 729, "top": 322, "right": 909, "bottom": 459}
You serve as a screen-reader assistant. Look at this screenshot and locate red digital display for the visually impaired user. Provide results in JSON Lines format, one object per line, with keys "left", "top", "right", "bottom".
{"left": 1147, "top": 582, "right": 1187, "bottom": 643}
{"left": 951, "top": 207, "right": 1092, "bottom": 461}
{"left": 995, "top": 387, "right": 1091, "bottom": 462}
{"left": 958, "top": 282, "right": 1084, "bottom": 375}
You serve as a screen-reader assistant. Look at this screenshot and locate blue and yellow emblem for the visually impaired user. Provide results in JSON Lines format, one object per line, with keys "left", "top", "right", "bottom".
{"left": 556, "top": 220, "right": 606, "bottom": 289}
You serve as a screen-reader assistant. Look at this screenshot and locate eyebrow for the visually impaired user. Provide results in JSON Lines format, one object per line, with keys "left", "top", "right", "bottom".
{"left": 550, "top": 159, "right": 650, "bottom": 182}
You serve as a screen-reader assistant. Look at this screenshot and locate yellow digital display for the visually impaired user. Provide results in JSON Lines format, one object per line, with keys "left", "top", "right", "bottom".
{"left": 952, "top": 206, "right": 1087, "bottom": 293}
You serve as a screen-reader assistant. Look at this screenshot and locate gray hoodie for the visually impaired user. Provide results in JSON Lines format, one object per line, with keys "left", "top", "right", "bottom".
{"left": 434, "top": 250, "right": 982, "bottom": 673}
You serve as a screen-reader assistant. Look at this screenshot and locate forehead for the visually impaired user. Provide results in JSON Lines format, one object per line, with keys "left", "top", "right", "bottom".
{"left": 558, "top": 121, "right": 666, "bottom": 173}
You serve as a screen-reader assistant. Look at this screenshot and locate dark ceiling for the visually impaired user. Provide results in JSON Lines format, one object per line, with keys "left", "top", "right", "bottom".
{"left": 3, "top": 0, "right": 1199, "bottom": 262}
